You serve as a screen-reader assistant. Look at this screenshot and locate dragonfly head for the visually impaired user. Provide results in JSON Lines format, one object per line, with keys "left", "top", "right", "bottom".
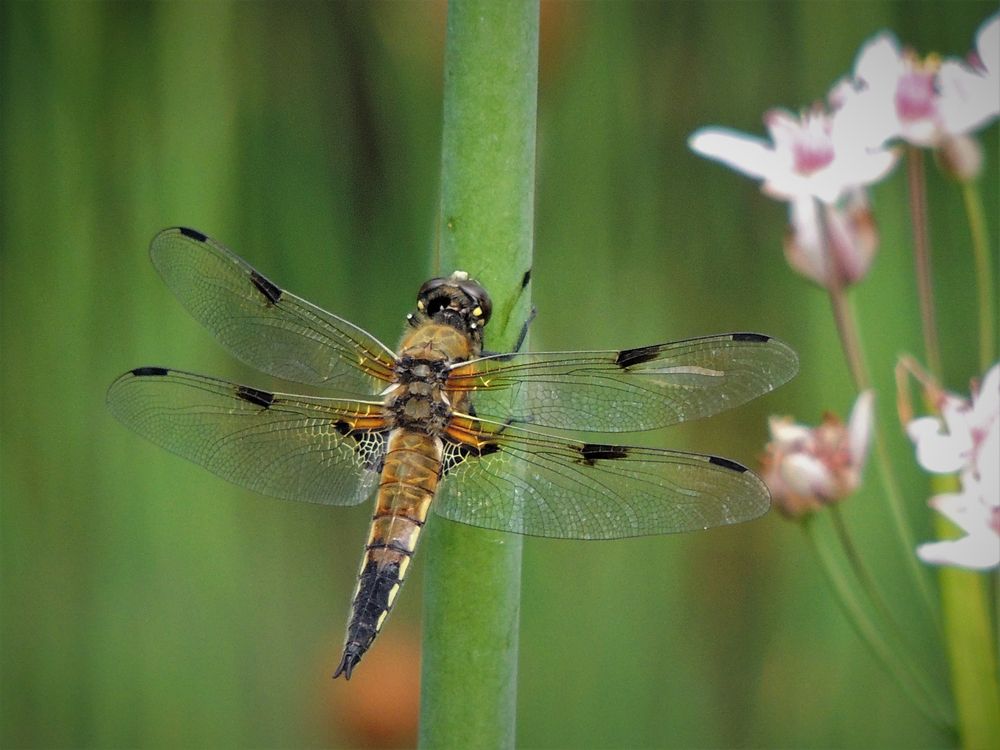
{"left": 414, "top": 271, "right": 492, "bottom": 341}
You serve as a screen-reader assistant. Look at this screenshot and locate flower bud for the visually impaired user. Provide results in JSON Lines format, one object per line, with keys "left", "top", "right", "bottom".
{"left": 761, "top": 392, "right": 875, "bottom": 519}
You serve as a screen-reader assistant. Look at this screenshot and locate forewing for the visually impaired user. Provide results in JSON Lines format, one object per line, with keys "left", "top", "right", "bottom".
{"left": 107, "top": 367, "right": 388, "bottom": 505}
{"left": 150, "top": 227, "right": 397, "bottom": 393}
{"left": 448, "top": 333, "right": 798, "bottom": 432}
{"left": 434, "top": 417, "right": 769, "bottom": 539}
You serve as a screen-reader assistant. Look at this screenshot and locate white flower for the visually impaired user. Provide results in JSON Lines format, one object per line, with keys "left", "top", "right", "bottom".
{"left": 908, "top": 364, "right": 1000, "bottom": 570}
{"left": 907, "top": 364, "right": 999, "bottom": 483}
{"left": 835, "top": 15, "right": 1000, "bottom": 150}
{"left": 761, "top": 391, "right": 875, "bottom": 519}
{"left": 689, "top": 107, "right": 898, "bottom": 205}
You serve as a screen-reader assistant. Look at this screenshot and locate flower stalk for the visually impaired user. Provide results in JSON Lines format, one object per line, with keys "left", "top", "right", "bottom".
{"left": 906, "top": 146, "right": 943, "bottom": 379}
{"left": 804, "top": 514, "right": 955, "bottom": 733}
{"left": 960, "top": 180, "right": 997, "bottom": 371}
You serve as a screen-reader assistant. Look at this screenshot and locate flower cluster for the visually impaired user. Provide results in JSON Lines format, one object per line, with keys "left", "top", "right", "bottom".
{"left": 689, "top": 13, "right": 999, "bottom": 289}
{"left": 907, "top": 365, "right": 1000, "bottom": 570}
{"left": 686, "top": 11, "right": 999, "bottom": 735}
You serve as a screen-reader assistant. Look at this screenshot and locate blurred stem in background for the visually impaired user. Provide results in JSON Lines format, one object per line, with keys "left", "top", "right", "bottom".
{"left": 418, "top": 0, "right": 538, "bottom": 747}
{"left": 957, "top": 179, "right": 996, "bottom": 372}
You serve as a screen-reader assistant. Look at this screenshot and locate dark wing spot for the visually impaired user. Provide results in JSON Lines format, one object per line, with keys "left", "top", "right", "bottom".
{"left": 130, "top": 366, "right": 169, "bottom": 377}
{"left": 478, "top": 442, "right": 500, "bottom": 457}
{"left": 615, "top": 344, "right": 661, "bottom": 368}
{"left": 520, "top": 268, "right": 532, "bottom": 289}
{"left": 178, "top": 227, "right": 208, "bottom": 242}
{"left": 251, "top": 270, "right": 282, "bottom": 305}
{"left": 731, "top": 333, "right": 770, "bottom": 343}
{"left": 578, "top": 443, "right": 630, "bottom": 465}
{"left": 709, "top": 455, "right": 747, "bottom": 472}
{"left": 334, "top": 421, "right": 352, "bottom": 436}
{"left": 236, "top": 385, "right": 275, "bottom": 408}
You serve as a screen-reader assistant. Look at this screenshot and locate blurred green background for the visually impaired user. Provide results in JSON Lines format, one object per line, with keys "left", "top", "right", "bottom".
{"left": 2, "top": 1, "right": 997, "bottom": 748}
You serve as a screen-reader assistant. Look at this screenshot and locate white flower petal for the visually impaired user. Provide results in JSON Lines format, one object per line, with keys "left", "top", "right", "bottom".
{"left": 973, "top": 418, "right": 999, "bottom": 499}
{"left": 782, "top": 453, "right": 836, "bottom": 498}
{"left": 937, "top": 59, "right": 1000, "bottom": 135}
{"left": 831, "top": 91, "right": 901, "bottom": 159}
{"left": 917, "top": 534, "right": 999, "bottom": 570}
{"left": 974, "top": 363, "right": 1000, "bottom": 417}
{"left": 847, "top": 390, "right": 875, "bottom": 469}
{"left": 928, "top": 491, "right": 989, "bottom": 536}
{"left": 688, "top": 128, "right": 780, "bottom": 182}
{"left": 908, "top": 415, "right": 968, "bottom": 473}
{"left": 976, "top": 13, "right": 999, "bottom": 75}
{"left": 853, "top": 32, "right": 905, "bottom": 89}
{"left": 769, "top": 415, "right": 813, "bottom": 446}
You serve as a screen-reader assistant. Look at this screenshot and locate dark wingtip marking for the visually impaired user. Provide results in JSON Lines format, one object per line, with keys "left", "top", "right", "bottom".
{"left": 521, "top": 268, "right": 532, "bottom": 289}
{"left": 131, "top": 366, "right": 169, "bottom": 377}
{"left": 731, "top": 333, "right": 771, "bottom": 343}
{"left": 615, "top": 344, "right": 661, "bottom": 368}
{"left": 178, "top": 227, "right": 208, "bottom": 242}
{"left": 709, "top": 455, "right": 748, "bottom": 472}
{"left": 251, "top": 270, "right": 282, "bottom": 305}
{"left": 236, "top": 385, "right": 275, "bottom": 408}
{"left": 578, "top": 443, "right": 630, "bottom": 465}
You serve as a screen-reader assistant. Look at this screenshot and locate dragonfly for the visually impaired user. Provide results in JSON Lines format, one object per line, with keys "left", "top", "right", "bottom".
{"left": 107, "top": 227, "right": 798, "bottom": 679}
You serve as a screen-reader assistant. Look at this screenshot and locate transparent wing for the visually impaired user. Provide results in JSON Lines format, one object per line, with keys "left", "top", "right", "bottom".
{"left": 150, "top": 227, "right": 397, "bottom": 393}
{"left": 448, "top": 333, "right": 798, "bottom": 432}
{"left": 434, "top": 416, "right": 769, "bottom": 539}
{"left": 107, "top": 367, "right": 388, "bottom": 506}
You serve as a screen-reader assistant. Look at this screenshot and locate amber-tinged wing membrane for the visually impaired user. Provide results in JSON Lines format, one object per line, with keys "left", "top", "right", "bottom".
{"left": 107, "top": 367, "right": 388, "bottom": 506}
{"left": 150, "top": 228, "right": 397, "bottom": 393}
{"left": 435, "top": 417, "right": 769, "bottom": 539}
{"left": 449, "top": 333, "right": 798, "bottom": 432}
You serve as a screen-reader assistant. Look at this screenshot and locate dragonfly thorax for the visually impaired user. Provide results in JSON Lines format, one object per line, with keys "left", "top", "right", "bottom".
{"left": 387, "top": 356, "right": 453, "bottom": 434}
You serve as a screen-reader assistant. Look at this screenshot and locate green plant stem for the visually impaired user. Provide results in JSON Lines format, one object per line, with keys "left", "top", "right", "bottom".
{"left": 959, "top": 180, "right": 997, "bottom": 372}
{"left": 804, "top": 515, "right": 954, "bottom": 733}
{"left": 828, "top": 507, "right": 953, "bottom": 726}
{"left": 929, "top": 475, "right": 1000, "bottom": 750}
{"left": 906, "top": 146, "right": 943, "bottom": 380}
{"left": 419, "top": 2, "right": 538, "bottom": 748}
{"left": 827, "top": 283, "right": 940, "bottom": 631}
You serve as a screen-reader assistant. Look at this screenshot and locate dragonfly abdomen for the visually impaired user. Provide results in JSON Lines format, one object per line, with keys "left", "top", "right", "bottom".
{"left": 333, "top": 429, "right": 443, "bottom": 679}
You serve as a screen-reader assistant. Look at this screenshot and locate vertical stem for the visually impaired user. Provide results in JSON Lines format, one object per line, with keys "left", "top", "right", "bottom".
{"left": 929, "top": 474, "right": 1000, "bottom": 750}
{"left": 906, "top": 146, "right": 942, "bottom": 379}
{"left": 804, "top": 516, "right": 953, "bottom": 733}
{"left": 821, "top": 211, "right": 940, "bottom": 627}
{"left": 419, "top": 2, "right": 538, "bottom": 748}
{"left": 959, "top": 180, "right": 997, "bottom": 372}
